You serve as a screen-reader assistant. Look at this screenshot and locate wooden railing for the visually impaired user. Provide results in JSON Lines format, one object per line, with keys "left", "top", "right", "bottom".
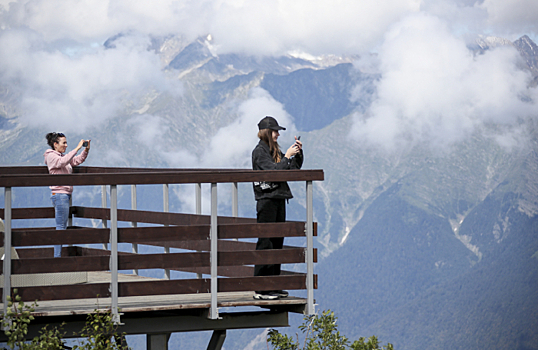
{"left": 0, "top": 166, "right": 323, "bottom": 322}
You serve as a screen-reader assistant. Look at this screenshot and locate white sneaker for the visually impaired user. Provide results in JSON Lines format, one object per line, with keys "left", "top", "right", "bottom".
{"left": 273, "top": 290, "right": 289, "bottom": 298}
{"left": 253, "top": 292, "right": 279, "bottom": 300}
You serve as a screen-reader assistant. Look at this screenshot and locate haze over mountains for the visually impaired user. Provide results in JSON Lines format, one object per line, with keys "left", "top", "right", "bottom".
{"left": 1, "top": 33, "right": 538, "bottom": 350}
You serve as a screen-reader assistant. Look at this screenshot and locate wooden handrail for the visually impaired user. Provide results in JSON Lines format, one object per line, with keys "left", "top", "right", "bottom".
{"left": 0, "top": 167, "right": 324, "bottom": 187}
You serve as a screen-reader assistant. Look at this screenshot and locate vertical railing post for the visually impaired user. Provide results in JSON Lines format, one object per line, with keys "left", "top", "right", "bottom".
{"left": 2, "top": 187, "right": 12, "bottom": 325}
{"left": 110, "top": 185, "right": 120, "bottom": 324}
{"left": 232, "top": 183, "right": 238, "bottom": 241}
{"left": 196, "top": 183, "right": 202, "bottom": 279}
{"left": 163, "top": 184, "right": 170, "bottom": 280}
{"left": 196, "top": 183, "right": 202, "bottom": 214}
{"left": 101, "top": 185, "right": 108, "bottom": 250}
{"left": 306, "top": 181, "right": 315, "bottom": 315}
{"left": 131, "top": 185, "right": 138, "bottom": 275}
{"left": 232, "top": 182, "right": 238, "bottom": 217}
{"left": 209, "top": 183, "right": 219, "bottom": 319}
{"left": 68, "top": 195, "right": 73, "bottom": 228}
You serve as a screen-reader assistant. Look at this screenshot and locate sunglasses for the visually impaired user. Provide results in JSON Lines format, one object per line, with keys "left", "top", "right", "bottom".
{"left": 55, "top": 132, "right": 65, "bottom": 138}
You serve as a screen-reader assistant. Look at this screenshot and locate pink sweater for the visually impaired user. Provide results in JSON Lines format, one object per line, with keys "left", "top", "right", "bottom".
{"left": 44, "top": 148, "right": 88, "bottom": 194}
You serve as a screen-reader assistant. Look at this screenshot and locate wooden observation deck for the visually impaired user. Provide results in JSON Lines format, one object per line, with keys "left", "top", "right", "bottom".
{"left": 0, "top": 166, "right": 323, "bottom": 349}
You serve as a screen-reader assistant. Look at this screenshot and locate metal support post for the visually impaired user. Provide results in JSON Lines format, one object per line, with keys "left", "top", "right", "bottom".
{"left": 67, "top": 195, "right": 73, "bottom": 251}
{"left": 196, "top": 183, "right": 202, "bottom": 279}
{"left": 207, "top": 330, "right": 227, "bottom": 350}
{"left": 68, "top": 194, "right": 73, "bottom": 228}
{"left": 163, "top": 184, "right": 170, "bottom": 280}
{"left": 131, "top": 185, "right": 138, "bottom": 275}
{"left": 232, "top": 182, "right": 238, "bottom": 241}
{"left": 101, "top": 185, "right": 107, "bottom": 250}
{"left": 306, "top": 181, "right": 315, "bottom": 315}
{"left": 2, "top": 187, "right": 12, "bottom": 325}
{"left": 232, "top": 182, "right": 238, "bottom": 217}
{"left": 209, "top": 183, "right": 219, "bottom": 319}
{"left": 196, "top": 183, "right": 202, "bottom": 214}
{"left": 110, "top": 185, "right": 120, "bottom": 324}
{"left": 147, "top": 333, "right": 170, "bottom": 350}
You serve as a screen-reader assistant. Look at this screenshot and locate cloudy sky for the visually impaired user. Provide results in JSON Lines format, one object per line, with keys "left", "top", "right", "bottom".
{"left": 0, "top": 0, "right": 537, "bottom": 159}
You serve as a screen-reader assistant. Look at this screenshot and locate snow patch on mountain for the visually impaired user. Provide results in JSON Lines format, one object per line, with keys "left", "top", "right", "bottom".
{"left": 475, "top": 35, "right": 513, "bottom": 50}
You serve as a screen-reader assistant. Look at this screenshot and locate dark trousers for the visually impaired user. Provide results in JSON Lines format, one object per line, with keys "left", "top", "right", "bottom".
{"left": 254, "top": 198, "right": 286, "bottom": 280}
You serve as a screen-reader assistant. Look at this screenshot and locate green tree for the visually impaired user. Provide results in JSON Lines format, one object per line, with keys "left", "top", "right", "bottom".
{"left": 72, "top": 309, "right": 128, "bottom": 350}
{"left": 268, "top": 310, "right": 393, "bottom": 350}
{"left": 1, "top": 290, "right": 129, "bottom": 350}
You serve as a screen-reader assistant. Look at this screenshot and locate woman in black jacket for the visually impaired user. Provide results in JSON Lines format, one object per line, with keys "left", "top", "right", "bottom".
{"left": 252, "top": 116, "right": 303, "bottom": 300}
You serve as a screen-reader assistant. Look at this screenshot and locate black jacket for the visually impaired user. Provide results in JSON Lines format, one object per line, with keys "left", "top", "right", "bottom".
{"left": 252, "top": 140, "right": 304, "bottom": 200}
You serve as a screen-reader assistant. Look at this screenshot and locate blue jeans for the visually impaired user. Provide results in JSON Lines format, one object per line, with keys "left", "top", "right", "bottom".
{"left": 51, "top": 193, "right": 71, "bottom": 257}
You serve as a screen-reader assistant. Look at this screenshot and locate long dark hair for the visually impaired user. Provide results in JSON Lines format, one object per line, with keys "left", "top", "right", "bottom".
{"left": 258, "top": 129, "right": 281, "bottom": 163}
{"left": 45, "top": 132, "right": 65, "bottom": 149}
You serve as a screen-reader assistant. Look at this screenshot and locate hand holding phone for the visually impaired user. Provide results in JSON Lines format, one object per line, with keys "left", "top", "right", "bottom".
{"left": 293, "top": 136, "right": 302, "bottom": 152}
{"left": 82, "top": 141, "right": 88, "bottom": 147}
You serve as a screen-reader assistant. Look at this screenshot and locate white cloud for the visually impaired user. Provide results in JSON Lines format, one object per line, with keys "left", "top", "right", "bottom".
{"left": 0, "top": 0, "right": 536, "bottom": 160}
{"left": 201, "top": 87, "right": 296, "bottom": 168}
{"left": 348, "top": 13, "right": 537, "bottom": 151}
{"left": 1, "top": 0, "right": 422, "bottom": 55}
{"left": 0, "top": 29, "right": 182, "bottom": 132}
{"left": 478, "top": 0, "right": 538, "bottom": 37}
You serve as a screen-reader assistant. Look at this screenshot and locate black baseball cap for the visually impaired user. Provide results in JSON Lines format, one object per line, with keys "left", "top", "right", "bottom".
{"left": 258, "top": 116, "right": 286, "bottom": 131}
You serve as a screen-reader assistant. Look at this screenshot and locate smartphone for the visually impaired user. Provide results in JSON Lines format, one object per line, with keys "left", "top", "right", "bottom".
{"left": 297, "top": 136, "right": 301, "bottom": 141}
{"left": 82, "top": 141, "right": 88, "bottom": 147}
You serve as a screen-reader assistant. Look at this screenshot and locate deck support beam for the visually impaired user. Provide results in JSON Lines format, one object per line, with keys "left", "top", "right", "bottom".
{"left": 207, "top": 329, "right": 226, "bottom": 350}
{"left": 1, "top": 311, "right": 290, "bottom": 342}
{"left": 147, "top": 333, "right": 170, "bottom": 350}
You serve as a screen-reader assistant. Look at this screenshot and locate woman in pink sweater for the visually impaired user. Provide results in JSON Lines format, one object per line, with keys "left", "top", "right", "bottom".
{"left": 44, "top": 132, "right": 91, "bottom": 257}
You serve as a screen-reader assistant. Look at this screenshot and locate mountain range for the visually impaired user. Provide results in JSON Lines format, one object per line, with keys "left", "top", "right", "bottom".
{"left": 0, "top": 34, "right": 537, "bottom": 350}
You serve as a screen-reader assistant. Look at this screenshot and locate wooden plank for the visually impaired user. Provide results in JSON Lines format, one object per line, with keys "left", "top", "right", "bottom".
{"left": 1, "top": 228, "right": 110, "bottom": 247}
{"left": 0, "top": 169, "right": 324, "bottom": 187}
{"left": 218, "top": 222, "right": 306, "bottom": 239}
{"left": 8, "top": 249, "right": 306, "bottom": 274}
{"left": 6, "top": 275, "right": 307, "bottom": 301}
{"left": 74, "top": 207, "right": 256, "bottom": 225}
{"left": 142, "top": 239, "right": 255, "bottom": 251}
{"left": 14, "top": 283, "right": 111, "bottom": 301}
{"left": 135, "top": 239, "right": 303, "bottom": 252}
{"left": 182, "top": 266, "right": 303, "bottom": 277}
{"left": 11, "top": 256, "right": 110, "bottom": 274}
{"left": 3, "top": 225, "right": 211, "bottom": 247}
{"left": 118, "top": 253, "right": 209, "bottom": 270}
{"left": 218, "top": 275, "right": 307, "bottom": 293}
{"left": 73, "top": 166, "right": 249, "bottom": 174}
{"left": 68, "top": 250, "right": 256, "bottom": 277}
{"left": 182, "top": 266, "right": 255, "bottom": 277}
{"left": 0, "top": 166, "right": 48, "bottom": 175}
{"left": 0, "top": 207, "right": 54, "bottom": 220}
{"left": 119, "top": 279, "right": 210, "bottom": 297}
{"left": 219, "top": 248, "right": 306, "bottom": 266}
{"left": 118, "top": 225, "right": 210, "bottom": 243}
{"left": 8, "top": 279, "right": 212, "bottom": 301}
{"left": 13, "top": 247, "right": 53, "bottom": 258}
